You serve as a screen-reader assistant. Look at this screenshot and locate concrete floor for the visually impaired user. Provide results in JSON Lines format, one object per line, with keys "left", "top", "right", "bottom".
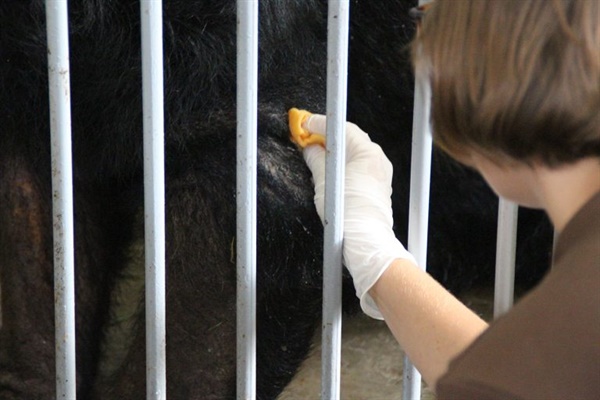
{"left": 279, "top": 287, "right": 494, "bottom": 400}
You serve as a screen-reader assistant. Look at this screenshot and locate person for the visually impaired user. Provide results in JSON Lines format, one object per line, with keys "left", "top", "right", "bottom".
{"left": 288, "top": 0, "right": 599, "bottom": 398}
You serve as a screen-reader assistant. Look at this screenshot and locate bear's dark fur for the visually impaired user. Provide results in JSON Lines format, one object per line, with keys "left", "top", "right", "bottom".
{"left": 0, "top": 1, "right": 552, "bottom": 399}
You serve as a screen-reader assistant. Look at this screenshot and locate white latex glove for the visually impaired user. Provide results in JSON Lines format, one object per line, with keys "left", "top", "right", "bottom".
{"left": 299, "top": 113, "right": 416, "bottom": 319}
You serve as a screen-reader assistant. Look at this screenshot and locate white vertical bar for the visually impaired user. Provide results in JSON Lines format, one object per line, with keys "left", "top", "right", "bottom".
{"left": 493, "top": 198, "right": 518, "bottom": 318}
{"left": 236, "top": 1, "right": 258, "bottom": 399}
{"left": 322, "top": 1, "right": 350, "bottom": 399}
{"left": 552, "top": 229, "right": 559, "bottom": 268}
{"left": 46, "top": 1, "right": 76, "bottom": 398}
{"left": 404, "top": 57, "right": 433, "bottom": 400}
{"left": 140, "top": 1, "right": 167, "bottom": 399}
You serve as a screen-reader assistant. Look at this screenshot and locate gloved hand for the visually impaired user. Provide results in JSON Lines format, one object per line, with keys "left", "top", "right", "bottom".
{"left": 289, "top": 109, "right": 416, "bottom": 319}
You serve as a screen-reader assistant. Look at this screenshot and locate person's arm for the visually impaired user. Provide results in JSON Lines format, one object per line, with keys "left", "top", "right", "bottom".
{"left": 370, "top": 258, "right": 487, "bottom": 389}
{"left": 289, "top": 109, "right": 488, "bottom": 390}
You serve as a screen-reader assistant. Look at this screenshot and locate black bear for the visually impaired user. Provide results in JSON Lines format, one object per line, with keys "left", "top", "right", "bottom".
{"left": 0, "top": 0, "right": 552, "bottom": 399}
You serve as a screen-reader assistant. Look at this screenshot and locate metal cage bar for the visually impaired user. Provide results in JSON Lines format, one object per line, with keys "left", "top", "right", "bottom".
{"left": 404, "top": 59, "right": 434, "bottom": 400}
{"left": 321, "top": 1, "right": 350, "bottom": 398}
{"left": 236, "top": 1, "right": 259, "bottom": 399}
{"left": 140, "top": 1, "right": 167, "bottom": 398}
{"left": 494, "top": 198, "right": 518, "bottom": 318}
{"left": 46, "top": 1, "right": 77, "bottom": 398}
{"left": 403, "top": 0, "right": 435, "bottom": 397}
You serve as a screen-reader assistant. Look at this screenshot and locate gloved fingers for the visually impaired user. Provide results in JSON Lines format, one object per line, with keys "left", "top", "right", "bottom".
{"left": 304, "top": 114, "right": 375, "bottom": 158}
{"left": 290, "top": 108, "right": 380, "bottom": 161}
{"left": 288, "top": 108, "right": 326, "bottom": 148}
{"left": 303, "top": 113, "right": 327, "bottom": 136}
{"left": 302, "top": 144, "right": 326, "bottom": 223}
{"left": 289, "top": 107, "right": 393, "bottom": 196}
{"left": 303, "top": 112, "right": 390, "bottom": 175}
{"left": 343, "top": 126, "right": 394, "bottom": 191}
{"left": 303, "top": 142, "right": 325, "bottom": 175}
{"left": 348, "top": 147, "right": 394, "bottom": 189}
{"left": 344, "top": 123, "right": 389, "bottom": 167}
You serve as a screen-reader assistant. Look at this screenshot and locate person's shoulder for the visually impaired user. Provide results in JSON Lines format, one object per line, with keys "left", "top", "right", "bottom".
{"left": 557, "top": 190, "right": 600, "bottom": 248}
{"left": 554, "top": 189, "right": 600, "bottom": 277}
{"left": 438, "top": 231, "right": 600, "bottom": 399}
{"left": 436, "top": 380, "right": 521, "bottom": 400}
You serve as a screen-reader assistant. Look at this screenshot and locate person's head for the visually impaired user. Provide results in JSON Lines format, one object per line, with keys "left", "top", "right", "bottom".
{"left": 410, "top": 0, "right": 600, "bottom": 168}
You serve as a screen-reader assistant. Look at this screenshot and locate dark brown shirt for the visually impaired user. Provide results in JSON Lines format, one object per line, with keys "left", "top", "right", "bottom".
{"left": 437, "top": 191, "right": 600, "bottom": 400}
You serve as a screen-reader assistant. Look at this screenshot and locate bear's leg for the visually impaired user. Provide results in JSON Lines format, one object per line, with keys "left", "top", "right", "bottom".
{"left": 0, "top": 152, "right": 136, "bottom": 399}
{"left": 0, "top": 155, "right": 55, "bottom": 399}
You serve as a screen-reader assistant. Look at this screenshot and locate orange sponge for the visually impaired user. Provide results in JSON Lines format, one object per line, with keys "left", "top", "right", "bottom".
{"left": 288, "top": 108, "right": 326, "bottom": 148}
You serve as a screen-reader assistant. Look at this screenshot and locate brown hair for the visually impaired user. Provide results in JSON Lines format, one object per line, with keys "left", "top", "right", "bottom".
{"left": 411, "top": 0, "right": 600, "bottom": 166}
